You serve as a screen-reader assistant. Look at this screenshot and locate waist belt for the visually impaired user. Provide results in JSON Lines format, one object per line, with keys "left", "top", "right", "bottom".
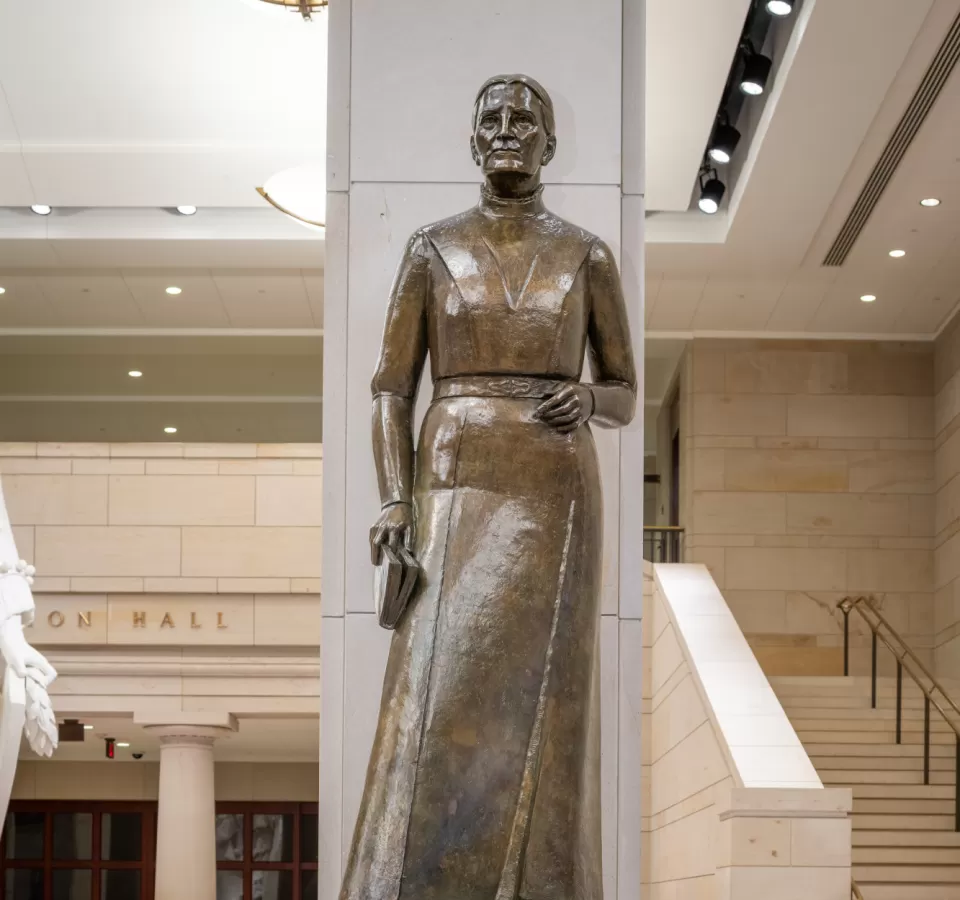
{"left": 433, "top": 375, "right": 572, "bottom": 400}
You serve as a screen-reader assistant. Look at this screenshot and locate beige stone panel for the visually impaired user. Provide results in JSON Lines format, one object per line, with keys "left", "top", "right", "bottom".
{"left": 143, "top": 577, "right": 218, "bottom": 593}
{"left": 218, "top": 578, "right": 290, "bottom": 593}
{"left": 724, "top": 591, "right": 787, "bottom": 634}
{"left": 687, "top": 535, "right": 754, "bottom": 548}
{"left": 694, "top": 492, "right": 786, "bottom": 535}
{"left": 184, "top": 696, "right": 319, "bottom": 715}
{"left": 724, "top": 449, "right": 848, "bottom": 493}
{"left": 650, "top": 722, "right": 729, "bottom": 816}
{"left": 787, "top": 395, "right": 909, "bottom": 438}
{"left": 256, "top": 476, "right": 323, "bottom": 526}
{"left": 293, "top": 460, "right": 323, "bottom": 475}
{"left": 35, "top": 526, "right": 181, "bottom": 576}
{"left": 691, "top": 449, "right": 724, "bottom": 491}
{"left": 786, "top": 493, "right": 909, "bottom": 536}
{"left": 219, "top": 459, "right": 295, "bottom": 475}
{"left": 784, "top": 592, "right": 841, "bottom": 636}
{"left": 0, "top": 443, "right": 36, "bottom": 457}
{"left": 144, "top": 460, "right": 219, "bottom": 475}
{"left": 687, "top": 547, "right": 726, "bottom": 587}
{"left": 693, "top": 394, "right": 786, "bottom": 437}
{"left": 254, "top": 595, "right": 322, "bottom": 646}
{"left": 651, "top": 624, "right": 684, "bottom": 698}
{"left": 755, "top": 437, "right": 819, "bottom": 450}
{"left": 817, "top": 438, "right": 877, "bottom": 451}
{"left": 651, "top": 674, "right": 709, "bottom": 763}
{"left": 214, "top": 763, "right": 319, "bottom": 801}
{"left": 110, "top": 443, "right": 184, "bottom": 458}
{"left": 182, "top": 677, "right": 317, "bottom": 698}
{"left": 648, "top": 805, "right": 715, "bottom": 882}
{"left": 692, "top": 348, "right": 726, "bottom": 394}
{"left": 910, "top": 396, "right": 935, "bottom": 439}
{"left": 32, "top": 577, "right": 70, "bottom": 592}
{"left": 0, "top": 459, "right": 71, "bottom": 474}
{"left": 12, "top": 763, "right": 37, "bottom": 799}
{"left": 937, "top": 475, "right": 960, "bottom": 536}
{"left": 691, "top": 436, "right": 756, "bottom": 449}
{"left": 878, "top": 537, "right": 932, "bottom": 550}
{"left": 848, "top": 548, "right": 933, "bottom": 593}
{"left": 3, "top": 474, "right": 108, "bottom": 525}
{"left": 726, "top": 548, "right": 847, "bottom": 592}
{"left": 716, "top": 815, "right": 790, "bottom": 868}
{"left": 754, "top": 536, "right": 809, "bottom": 548}
{"left": 257, "top": 443, "right": 322, "bottom": 458}
{"left": 910, "top": 494, "right": 935, "bottom": 538}
{"left": 725, "top": 349, "right": 846, "bottom": 395}
{"left": 38, "top": 442, "right": 110, "bottom": 458}
{"left": 936, "top": 532, "right": 960, "bottom": 591}
{"left": 879, "top": 438, "right": 934, "bottom": 451}
{"left": 184, "top": 443, "right": 256, "bottom": 458}
{"left": 73, "top": 459, "right": 145, "bottom": 475}
{"left": 908, "top": 591, "right": 935, "bottom": 636}
{"left": 29, "top": 594, "right": 108, "bottom": 644}
{"left": 292, "top": 578, "right": 321, "bottom": 594}
{"left": 848, "top": 346, "right": 932, "bottom": 396}
{"left": 936, "top": 427, "right": 960, "bottom": 489}
{"left": 849, "top": 451, "right": 934, "bottom": 495}
{"left": 715, "top": 864, "right": 849, "bottom": 900}
{"left": 32, "top": 762, "right": 159, "bottom": 800}
{"left": 107, "top": 595, "right": 254, "bottom": 645}
{"left": 71, "top": 577, "right": 144, "bottom": 592}
{"left": 13, "top": 525, "right": 33, "bottom": 562}
{"left": 51, "top": 674, "right": 184, "bottom": 697}
{"left": 182, "top": 527, "right": 321, "bottom": 578}
{"left": 109, "top": 475, "right": 255, "bottom": 526}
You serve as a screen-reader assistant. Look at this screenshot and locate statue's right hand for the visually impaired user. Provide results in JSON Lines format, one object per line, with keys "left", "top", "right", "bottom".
{"left": 370, "top": 502, "right": 415, "bottom": 565}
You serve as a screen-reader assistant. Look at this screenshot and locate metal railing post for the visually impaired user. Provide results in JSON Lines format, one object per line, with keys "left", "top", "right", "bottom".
{"left": 896, "top": 660, "right": 902, "bottom": 745}
{"left": 955, "top": 737, "right": 960, "bottom": 832}
{"left": 924, "top": 696, "right": 931, "bottom": 786}
{"left": 871, "top": 631, "right": 878, "bottom": 709}
{"left": 843, "top": 607, "right": 850, "bottom": 677}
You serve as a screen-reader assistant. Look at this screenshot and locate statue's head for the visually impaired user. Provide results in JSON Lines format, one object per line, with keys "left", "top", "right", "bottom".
{"left": 471, "top": 74, "right": 557, "bottom": 179}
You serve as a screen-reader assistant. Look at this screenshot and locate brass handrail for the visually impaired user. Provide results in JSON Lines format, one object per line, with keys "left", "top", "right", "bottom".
{"left": 851, "top": 879, "right": 865, "bottom": 900}
{"left": 642, "top": 525, "right": 685, "bottom": 532}
{"left": 840, "top": 595, "right": 960, "bottom": 739}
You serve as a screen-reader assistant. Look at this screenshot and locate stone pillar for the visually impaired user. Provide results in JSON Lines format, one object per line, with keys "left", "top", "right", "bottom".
{"left": 144, "top": 717, "right": 235, "bottom": 900}
{"left": 321, "top": 4, "right": 644, "bottom": 899}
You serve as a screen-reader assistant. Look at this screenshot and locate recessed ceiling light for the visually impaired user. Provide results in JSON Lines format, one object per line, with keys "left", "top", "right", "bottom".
{"left": 83, "top": 724, "right": 94, "bottom": 731}
{"left": 889, "top": 249, "right": 906, "bottom": 258}
{"left": 164, "top": 426, "right": 178, "bottom": 434}
{"left": 176, "top": 205, "right": 198, "bottom": 216}
{"left": 860, "top": 294, "right": 877, "bottom": 303}
{"left": 30, "top": 204, "right": 52, "bottom": 216}
{"left": 128, "top": 370, "right": 143, "bottom": 378}
{"left": 165, "top": 286, "right": 182, "bottom": 296}
{"left": 0, "top": 287, "right": 5, "bottom": 295}
{"left": 920, "top": 198, "right": 941, "bottom": 207}
{"left": 117, "top": 742, "right": 131, "bottom": 749}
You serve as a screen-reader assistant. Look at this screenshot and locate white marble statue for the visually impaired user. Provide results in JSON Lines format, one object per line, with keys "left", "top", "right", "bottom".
{"left": 0, "top": 477, "right": 58, "bottom": 832}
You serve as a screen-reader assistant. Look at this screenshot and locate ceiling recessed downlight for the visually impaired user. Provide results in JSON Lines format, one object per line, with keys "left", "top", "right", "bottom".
{"left": 860, "top": 294, "right": 877, "bottom": 303}
{"left": 920, "top": 198, "right": 941, "bottom": 207}
{"left": 30, "top": 204, "right": 52, "bottom": 216}
{"left": 888, "top": 249, "right": 906, "bottom": 258}
{"left": 128, "top": 370, "right": 143, "bottom": 378}
{"left": 117, "top": 742, "right": 131, "bottom": 749}
{"left": 176, "top": 205, "right": 198, "bottom": 216}
{"left": 0, "top": 288, "right": 5, "bottom": 295}
{"left": 165, "top": 286, "right": 182, "bottom": 296}
{"left": 164, "top": 426, "right": 178, "bottom": 434}
{"left": 83, "top": 724, "right": 94, "bottom": 731}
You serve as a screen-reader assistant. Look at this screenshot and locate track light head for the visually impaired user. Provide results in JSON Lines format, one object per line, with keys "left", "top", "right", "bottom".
{"left": 740, "top": 51, "right": 772, "bottom": 96}
{"left": 766, "top": 0, "right": 793, "bottom": 15}
{"left": 698, "top": 173, "right": 726, "bottom": 215}
{"left": 708, "top": 122, "right": 741, "bottom": 165}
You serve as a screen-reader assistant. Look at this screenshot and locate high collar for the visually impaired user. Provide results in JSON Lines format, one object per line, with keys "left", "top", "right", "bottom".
{"left": 478, "top": 184, "right": 546, "bottom": 219}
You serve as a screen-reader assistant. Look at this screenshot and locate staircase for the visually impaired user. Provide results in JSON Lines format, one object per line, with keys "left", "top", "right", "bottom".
{"left": 772, "top": 675, "right": 960, "bottom": 899}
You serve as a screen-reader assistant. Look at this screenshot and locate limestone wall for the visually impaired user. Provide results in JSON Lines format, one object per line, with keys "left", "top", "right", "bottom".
{"left": 671, "top": 340, "right": 935, "bottom": 675}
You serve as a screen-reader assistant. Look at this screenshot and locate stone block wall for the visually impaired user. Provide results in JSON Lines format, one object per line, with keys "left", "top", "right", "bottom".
{"left": 672, "top": 340, "right": 935, "bottom": 676}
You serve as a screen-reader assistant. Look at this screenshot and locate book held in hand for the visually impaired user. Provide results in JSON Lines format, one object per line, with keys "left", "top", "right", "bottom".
{"left": 374, "top": 544, "right": 420, "bottom": 630}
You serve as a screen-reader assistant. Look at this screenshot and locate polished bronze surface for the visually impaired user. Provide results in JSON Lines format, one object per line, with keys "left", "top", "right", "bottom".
{"left": 342, "top": 74, "right": 637, "bottom": 900}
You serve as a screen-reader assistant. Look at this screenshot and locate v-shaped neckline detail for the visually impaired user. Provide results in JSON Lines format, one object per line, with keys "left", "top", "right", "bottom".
{"left": 481, "top": 235, "right": 540, "bottom": 311}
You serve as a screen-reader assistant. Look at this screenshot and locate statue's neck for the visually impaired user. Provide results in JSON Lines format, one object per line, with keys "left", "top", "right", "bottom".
{"left": 479, "top": 182, "right": 546, "bottom": 219}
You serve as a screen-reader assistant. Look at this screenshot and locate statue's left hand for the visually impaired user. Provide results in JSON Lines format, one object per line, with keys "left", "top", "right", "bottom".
{"left": 535, "top": 384, "right": 595, "bottom": 433}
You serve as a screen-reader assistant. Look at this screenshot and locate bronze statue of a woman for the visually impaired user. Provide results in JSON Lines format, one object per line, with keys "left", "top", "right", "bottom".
{"left": 342, "top": 74, "right": 637, "bottom": 900}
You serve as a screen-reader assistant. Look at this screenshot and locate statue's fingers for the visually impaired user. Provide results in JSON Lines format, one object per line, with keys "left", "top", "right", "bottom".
{"left": 549, "top": 411, "right": 581, "bottom": 427}
{"left": 386, "top": 526, "right": 401, "bottom": 552}
{"left": 403, "top": 525, "right": 415, "bottom": 553}
{"left": 543, "top": 398, "right": 578, "bottom": 418}
{"left": 535, "top": 386, "right": 574, "bottom": 415}
{"left": 370, "top": 524, "right": 387, "bottom": 564}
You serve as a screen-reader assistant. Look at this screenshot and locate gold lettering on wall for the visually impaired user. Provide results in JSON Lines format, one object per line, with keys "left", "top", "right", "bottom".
{"left": 217, "top": 612, "right": 227, "bottom": 630}
{"left": 47, "top": 611, "right": 65, "bottom": 628}
{"left": 160, "top": 613, "right": 175, "bottom": 629}
{"left": 191, "top": 612, "right": 201, "bottom": 629}
{"left": 78, "top": 612, "right": 91, "bottom": 628}
{"left": 133, "top": 612, "right": 146, "bottom": 628}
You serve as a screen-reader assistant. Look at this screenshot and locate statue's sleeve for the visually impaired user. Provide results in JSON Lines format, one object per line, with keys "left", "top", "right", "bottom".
{"left": 371, "top": 230, "right": 430, "bottom": 399}
{"left": 0, "top": 479, "right": 35, "bottom": 626}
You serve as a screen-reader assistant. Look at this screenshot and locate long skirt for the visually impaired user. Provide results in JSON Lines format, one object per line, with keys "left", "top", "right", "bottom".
{"left": 341, "top": 383, "right": 604, "bottom": 900}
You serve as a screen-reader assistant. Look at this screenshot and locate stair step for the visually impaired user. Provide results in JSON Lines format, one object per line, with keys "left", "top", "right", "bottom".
{"left": 807, "top": 743, "right": 955, "bottom": 758}
{"left": 787, "top": 708, "right": 956, "bottom": 722}
{"left": 854, "top": 814, "right": 956, "bottom": 830}
{"left": 855, "top": 847, "right": 960, "bottom": 865}
{"left": 854, "top": 785, "right": 957, "bottom": 799}
{"left": 791, "top": 717, "right": 957, "bottom": 732}
{"left": 855, "top": 798, "right": 957, "bottom": 815}
{"left": 798, "top": 731, "right": 957, "bottom": 745}
{"left": 860, "top": 886, "right": 960, "bottom": 899}
{"left": 813, "top": 756, "right": 955, "bottom": 772}
{"left": 854, "top": 831, "right": 960, "bottom": 847}
{"left": 855, "top": 865, "right": 960, "bottom": 883}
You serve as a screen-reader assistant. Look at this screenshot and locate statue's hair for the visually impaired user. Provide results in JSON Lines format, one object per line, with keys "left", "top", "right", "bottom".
{"left": 472, "top": 74, "right": 556, "bottom": 137}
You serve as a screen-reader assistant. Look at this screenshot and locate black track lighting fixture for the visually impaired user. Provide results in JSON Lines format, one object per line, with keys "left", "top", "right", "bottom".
{"left": 765, "top": 0, "right": 794, "bottom": 15}
{"left": 708, "top": 120, "right": 741, "bottom": 165}
{"left": 698, "top": 167, "right": 725, "bottom": 215}
{"left": 739, "top": 41, "right": 773, "bottom": 96}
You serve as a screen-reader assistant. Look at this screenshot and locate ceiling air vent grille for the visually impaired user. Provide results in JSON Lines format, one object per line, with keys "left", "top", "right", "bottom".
{"left": 823, "top": 10, "right": 960, "bottom": 267}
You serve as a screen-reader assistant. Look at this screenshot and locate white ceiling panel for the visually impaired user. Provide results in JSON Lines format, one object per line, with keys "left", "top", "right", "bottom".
{"left": 303, "top": 273, "right": 324, "bottom": 328}
{"left": 0, "top": 275, "right": 55, "bottom": 328}
{"left": 691, "top": 278, "right": 787, "bottom": 332}
{"left": 646, "top": 277, "right": 707, "bottom": 332}
{"left": 36, "top": 273, "right": 145, "bottom": 328}
{"left": 213, "top": 272, "right": 316, "bottom": 329}
{"left": 122, "top": 273, "right": 231, "bottom": 328}
{"left": 763, "top": 280, "right": 832, "bottom": 333}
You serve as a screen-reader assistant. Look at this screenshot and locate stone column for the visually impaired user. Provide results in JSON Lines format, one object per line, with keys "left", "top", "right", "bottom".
{"left": 143, "top": 717, "right": 236, "bottom": 900}
{"left": 321, "top": 4, "right": 644, "bottom": 899}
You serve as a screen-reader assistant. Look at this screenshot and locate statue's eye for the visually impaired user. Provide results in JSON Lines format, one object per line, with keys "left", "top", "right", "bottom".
{"left": 480, "top": 116, "right": 498, "bottom": 129}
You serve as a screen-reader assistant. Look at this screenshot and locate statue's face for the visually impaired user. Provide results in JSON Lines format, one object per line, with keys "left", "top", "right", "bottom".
{"left": 472, "top": 83, "right": 555, "bottom": 176}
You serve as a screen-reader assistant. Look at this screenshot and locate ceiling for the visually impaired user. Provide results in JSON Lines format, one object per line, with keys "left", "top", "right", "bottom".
{"left": 0, "top": 0, "right": 958, "bottom": 350}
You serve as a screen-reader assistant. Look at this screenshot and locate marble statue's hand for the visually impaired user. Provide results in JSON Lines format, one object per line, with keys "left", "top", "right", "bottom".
{"left": 24, "top": 676, "right": 58, "bottom": 758}
{"left": 0, "top": 616, "right": 54, "bottom": 683}
{"left": 535, "top": 384, "right": 596, "bottom": 434}
{"left": 370, "top": 502, "right": 415, "bottom": 565}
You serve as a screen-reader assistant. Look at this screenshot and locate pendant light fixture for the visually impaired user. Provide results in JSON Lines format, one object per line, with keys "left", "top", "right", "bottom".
{"left": 257, "top": 163, "right": 326, "bottom": 232}
{"left": 243, "top": 0, "right": 327, "bottom": 20}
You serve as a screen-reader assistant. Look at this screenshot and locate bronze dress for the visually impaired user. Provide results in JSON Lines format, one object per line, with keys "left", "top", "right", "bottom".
{"left": 342, "top": 187, "right": 636, "bottom": 900}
